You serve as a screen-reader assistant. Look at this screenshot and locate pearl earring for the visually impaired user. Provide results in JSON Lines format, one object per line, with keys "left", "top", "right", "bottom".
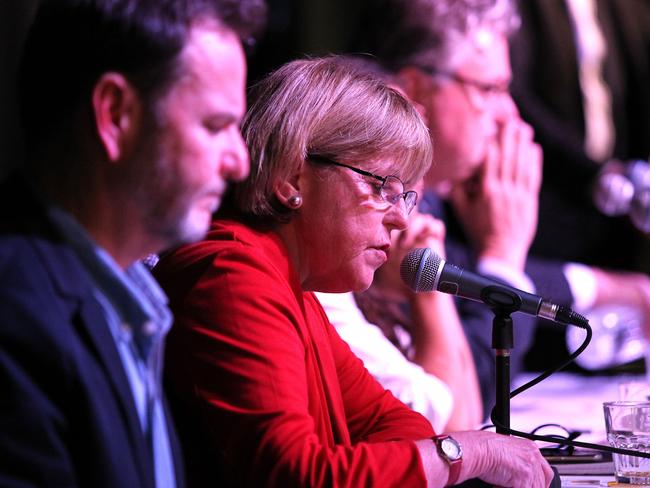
{"left": 288, "top": 195, "right": 302, "bottom": 208}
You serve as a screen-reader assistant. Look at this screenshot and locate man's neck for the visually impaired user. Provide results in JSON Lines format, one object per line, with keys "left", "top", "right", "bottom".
{"left": 41, "top": 178, "right": 156, "bottom": 270}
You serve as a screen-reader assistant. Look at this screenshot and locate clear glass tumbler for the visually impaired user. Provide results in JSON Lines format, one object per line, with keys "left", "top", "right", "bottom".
{"left": 604, "top": 401, "right": 650, "bottom": 484}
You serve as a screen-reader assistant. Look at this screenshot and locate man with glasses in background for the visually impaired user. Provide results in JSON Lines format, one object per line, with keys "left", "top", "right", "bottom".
{"left": 318, "top": 0, "right": 650, "bottom": 429}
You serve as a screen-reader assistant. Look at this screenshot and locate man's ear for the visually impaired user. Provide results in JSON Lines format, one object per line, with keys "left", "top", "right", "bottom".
{"left": 91, "top": 73, "right": 141, "bottom": 162}
{"left": 397, "top": 67, "right": 428, "bottom": 106}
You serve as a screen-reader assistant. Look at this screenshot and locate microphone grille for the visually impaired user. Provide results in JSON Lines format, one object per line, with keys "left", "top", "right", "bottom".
{"left": 400, "top": 248, "right": 442, "bottom": 292}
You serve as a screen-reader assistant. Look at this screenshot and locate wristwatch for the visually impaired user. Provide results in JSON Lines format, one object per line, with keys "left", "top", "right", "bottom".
{"left": 433, "top": 434, "right": 462, "bottom": 486}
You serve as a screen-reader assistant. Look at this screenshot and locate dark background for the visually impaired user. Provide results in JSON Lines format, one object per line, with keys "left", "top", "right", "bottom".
{"left": 0, "top": 0, "right": 362, "bottom": 178}
{"left": 0, "top": 0, "right": 39, "bottom": 178}
{"left": 1, "top": 0, "right": 648, "bottom": 378}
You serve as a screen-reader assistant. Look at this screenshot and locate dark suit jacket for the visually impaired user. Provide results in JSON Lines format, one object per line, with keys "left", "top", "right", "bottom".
{"left": 425, "top": 193, "right": 574, "bottom": 418}
{"left": 509, "top": 0, "right": 650, "bottom": 269}
{"left": 0, "top": 174, "right": 185, "bottom": 487}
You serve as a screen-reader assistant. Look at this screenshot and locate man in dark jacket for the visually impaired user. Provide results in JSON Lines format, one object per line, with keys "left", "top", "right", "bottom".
{"left": 0, "top": 0, "right": 265, "bottom": 486}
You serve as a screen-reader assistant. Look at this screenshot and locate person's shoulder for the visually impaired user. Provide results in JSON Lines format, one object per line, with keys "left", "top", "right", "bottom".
{"left": 161, "top": 218, "right": 283, "bottom": 273}
{"left": 0, "top": 218, "right": 93, "bottom": 334}
{"left": 0, "top": 232, "right": 50, "bottom": 285}
{"left": 160, "top": 217, "right": 257, "bottom": 259}
{"left": 208, "top": 219, "right": 291, "bottom": 284}
{"left": 0, "top": 236, "right": 85, "bottom": 357}
{"left": 155, "top": 217, "right": 291, "bottom": 306}
{"left": 0, "top": 172, "right": 65, "bottom": 266}
{"left": 0, "top": 207, "right": 83, "bottom": 282}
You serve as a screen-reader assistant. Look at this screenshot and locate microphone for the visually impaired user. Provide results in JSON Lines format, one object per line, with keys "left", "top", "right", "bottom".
{"left": 593, "top": 159, "right": 650, "bottom": 232}
{"left": 400, "top": 248, "right": 588, "bottom": 327}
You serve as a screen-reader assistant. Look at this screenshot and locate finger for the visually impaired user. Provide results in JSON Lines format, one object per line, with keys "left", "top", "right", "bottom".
{"left": 527, "top": 447, "right": 554, "bottom": 488}
{"left": 416, "top": 219, "right": 446, "bottom": 249}
{"left": 526, "top": 142, "right": 543, "bottom": 193}
{"left": 494, "top": 92, "right": 519, "bottom": 119}
{"left": 412, "top": 216, "right": 445, "bottom": 246}
{"left": 407, "top": 213, "right": 433, "bottom": 236}
{"left": 398, "top": 215, "right": 433, "bottom": 250}
{"left": 424, "top": 216, "right": 446, "bottom": 241}
{"left": 513, "top": 121, "right": 535, "bottom": 185}
{"left": 498, "top": 119, "right": 517, "bottom": 182}
{"left": 542, "top": 461, "right": 555, "bottom": 488}
{"left": 393, "top": 228, "right": 416, "bottom": 251}
{"left": 482, "top": 139, "right": 500, "bottom": 189}
{"left": 514, "top": 123, "right": 542, "bottom": 193}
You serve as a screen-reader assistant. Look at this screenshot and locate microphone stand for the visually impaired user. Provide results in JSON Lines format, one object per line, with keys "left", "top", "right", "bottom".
{"left": 481, "top": 285, "right": 521, "bottom": 435}
{"left": 491, "top": 308, "right": 514, "bottom": 434}
{"left": 485, "top": 294, "right": 569, "bottom": 488}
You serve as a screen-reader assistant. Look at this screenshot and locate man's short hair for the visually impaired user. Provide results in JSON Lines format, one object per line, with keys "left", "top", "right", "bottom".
{"left": 19, "top": 0, "right": 266, "bottom": 149}
{"left": 354, "top": 0, "right": 519, "bottom": 73}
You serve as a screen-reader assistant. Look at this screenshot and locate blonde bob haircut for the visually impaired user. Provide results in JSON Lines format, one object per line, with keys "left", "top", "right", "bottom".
{"left": 233, "top": 55, "right": 432, "bottom": 223}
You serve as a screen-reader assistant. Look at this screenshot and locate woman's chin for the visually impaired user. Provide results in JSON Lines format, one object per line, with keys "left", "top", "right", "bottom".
{"left": 310, "top": 264, "right": 378, "bottom": 293}
{"left": 318, "top": 276, "right": 373, "bottom": 294}
{"left": 348, "top": 272, "right": 376, "bottom": 293}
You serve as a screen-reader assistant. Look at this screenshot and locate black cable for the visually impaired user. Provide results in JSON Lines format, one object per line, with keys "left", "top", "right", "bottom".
{"left": 490, "top": 319, "right": 650, "bottom": 459}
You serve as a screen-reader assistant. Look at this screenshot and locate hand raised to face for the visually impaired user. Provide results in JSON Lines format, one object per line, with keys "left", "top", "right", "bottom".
{"left": 450, "top": 114, "right": 542, "bottom": 272}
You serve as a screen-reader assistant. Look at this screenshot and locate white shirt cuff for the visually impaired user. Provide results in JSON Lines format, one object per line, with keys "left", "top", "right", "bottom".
{"left": 562, "top": 262, "right": 597, "bottom": 312}
{"left": 477, "top": 258, "right": 536, "bottom": 294}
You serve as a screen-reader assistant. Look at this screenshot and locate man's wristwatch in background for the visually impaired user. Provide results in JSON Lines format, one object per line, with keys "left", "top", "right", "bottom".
{"left": 433, "top": 434, "right": 462, "bottom": 486}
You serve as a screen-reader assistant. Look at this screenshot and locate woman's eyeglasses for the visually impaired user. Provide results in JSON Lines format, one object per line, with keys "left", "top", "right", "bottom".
{"left": 307, "top": 154, "right": 418, "bottom": 215}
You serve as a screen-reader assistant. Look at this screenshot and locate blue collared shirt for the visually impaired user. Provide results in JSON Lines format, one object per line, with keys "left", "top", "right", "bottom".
{"left": 48, "top": 207, "right": 177, "bottom": 488}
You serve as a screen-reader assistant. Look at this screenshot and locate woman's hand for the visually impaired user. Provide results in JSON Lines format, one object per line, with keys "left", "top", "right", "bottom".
{"left": 416, "top": 430, "right": 554, "bottom": 488}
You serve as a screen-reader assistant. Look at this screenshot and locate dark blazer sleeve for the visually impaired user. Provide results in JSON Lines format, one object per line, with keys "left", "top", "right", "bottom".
{"left": 425, "top": 193, "right": 573, "bottom": 419}
{"left": 0, "top": 252, "right": 79, "bottom": 487}
{"left": 526, "top": 256, "right": 573, "bottom": 306}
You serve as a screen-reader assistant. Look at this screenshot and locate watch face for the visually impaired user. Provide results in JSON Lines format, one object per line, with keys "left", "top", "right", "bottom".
{"left": 441, "top": 437, "right": 462, "bottom": 460}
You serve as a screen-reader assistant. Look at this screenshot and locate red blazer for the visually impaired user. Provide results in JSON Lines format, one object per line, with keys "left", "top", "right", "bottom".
{"left": 155, "top": 218, "right": 435, "bottom": 487}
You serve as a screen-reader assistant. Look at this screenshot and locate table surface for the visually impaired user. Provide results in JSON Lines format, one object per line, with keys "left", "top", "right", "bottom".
{"left": 509, "top": 371, "right": 643, "bottom": 487}
{"left": 510, "top": 371, "right": 626, "bottom": 443}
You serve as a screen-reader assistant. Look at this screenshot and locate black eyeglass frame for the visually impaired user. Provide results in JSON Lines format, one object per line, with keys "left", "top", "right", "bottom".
{"left": 530, "top": 423, "right": 585, "bottom": 456}
{"left": 307, "top": 154, "right": 418, "bottom": 214}
{"left": 480, "top": 422, "right": 585, "bottom": 457}
{"left": 420, "top": 67, "right": 510, "bottom": 98}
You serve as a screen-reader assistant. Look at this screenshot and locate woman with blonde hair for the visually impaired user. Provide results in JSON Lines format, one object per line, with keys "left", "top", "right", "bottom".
{"left": 154, "top": 56, "right": 553, "bottom": 487}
